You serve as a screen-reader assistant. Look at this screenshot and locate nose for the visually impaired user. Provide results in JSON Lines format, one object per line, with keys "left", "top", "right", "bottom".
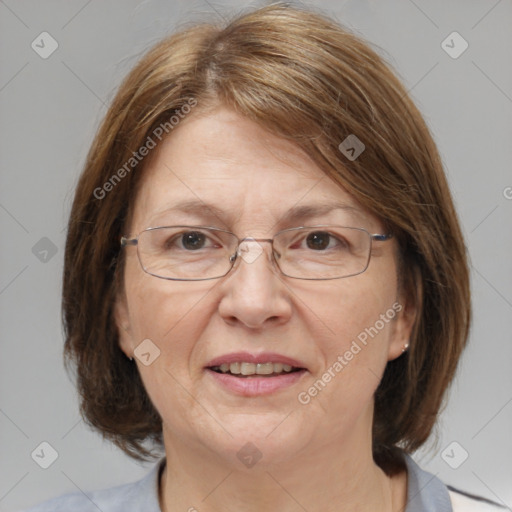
{"left": 217, "top": 238, "right": 292, "bottom": 329}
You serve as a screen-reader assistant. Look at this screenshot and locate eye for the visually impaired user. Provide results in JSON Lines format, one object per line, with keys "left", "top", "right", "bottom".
{"left": 303, "top": 231, "right": 348, "bottom": 251}
{"left": 163, "top": 230, "right": 219, "bottom": 251}
{"left": 306, "top": 231, "right": 330, "bottom": 250}
{"left": 180, "top": 231, "right": 208, "bottom": 250}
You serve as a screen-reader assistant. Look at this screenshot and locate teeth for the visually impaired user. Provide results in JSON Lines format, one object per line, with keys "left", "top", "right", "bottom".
{"left": 230, "top": 362, "right": 241, "bottom": 374}
{"left": 256, "top": 362, "right": 274, "bottom": 375}
{"left": 214, "top": 362, "right": 298, "bottom": 376}
{"left": 240, "top": 362, "right": 256, "bottom": 375}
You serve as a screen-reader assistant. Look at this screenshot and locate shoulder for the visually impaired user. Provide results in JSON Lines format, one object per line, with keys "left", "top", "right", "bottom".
{"left": 448, "top": 486, "right": 508, "bottom": 511}
{"left": 17, "top": 459, "right": 164, "bottom": 512}
{"left": 402, "top": 453, "right": 506, "bottom": 512}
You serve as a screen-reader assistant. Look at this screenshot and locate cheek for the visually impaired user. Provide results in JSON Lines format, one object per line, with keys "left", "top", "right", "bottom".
{"left": 296, "top": 270, "right": 397, "bottom": 352}
{"left": 125, "top": 266, "right": 217, "bottom": 369}
{"left": 124, "top": 274, "right": 219, "bottom": 427}
{"left": 297, "top": 274, "right": 398, "bottom": 406}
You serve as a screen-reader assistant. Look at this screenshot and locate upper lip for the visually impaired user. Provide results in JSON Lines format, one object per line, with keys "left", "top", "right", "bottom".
{"left": 206, "top": 351, "right": 307, "bottom": 369}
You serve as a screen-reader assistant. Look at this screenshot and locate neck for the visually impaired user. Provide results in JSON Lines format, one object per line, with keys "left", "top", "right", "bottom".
{"left": 158, "top": 420, "right": 407, "bottom": 512}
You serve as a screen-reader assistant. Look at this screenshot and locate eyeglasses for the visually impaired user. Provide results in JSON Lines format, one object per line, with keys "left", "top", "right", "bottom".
{"left": 120, "top": 225, "right": 392, "bottom": 281}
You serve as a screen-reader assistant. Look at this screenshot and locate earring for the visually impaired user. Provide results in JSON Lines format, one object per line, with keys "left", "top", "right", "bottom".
{"left": 401, "top": 343, "right": 410, "bottom": 353}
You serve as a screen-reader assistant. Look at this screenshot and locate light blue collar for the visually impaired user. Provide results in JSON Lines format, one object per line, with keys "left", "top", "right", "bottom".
{"left": 403, "top": 453, "right": 453, "bottom": 511}
{"left": 138, "top": 454, "right": 452, "bottom": 512}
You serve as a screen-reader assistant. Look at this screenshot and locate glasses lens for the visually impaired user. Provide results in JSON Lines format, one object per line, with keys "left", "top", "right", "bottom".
{"left": 137, "top": 226, "right": 237, "bottom": 280}
{"left": 274, "top": 226, "right": 371, "bottom": 279}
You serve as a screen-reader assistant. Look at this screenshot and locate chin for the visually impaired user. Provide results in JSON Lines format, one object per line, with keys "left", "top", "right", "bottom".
{"left": 199, "top": 414, "right": 313, "bottom": 468}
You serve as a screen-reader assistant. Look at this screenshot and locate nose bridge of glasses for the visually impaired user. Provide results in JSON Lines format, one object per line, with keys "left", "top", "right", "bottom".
{"left": 234, "top": 237, "right": 274, "bottom": 265}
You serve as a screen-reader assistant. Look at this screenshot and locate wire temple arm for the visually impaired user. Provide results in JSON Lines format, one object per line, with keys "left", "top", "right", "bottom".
{"left": 120, "top": 236, "right": 138, "bottom": 247}
{"left": 372, "top": 233, "right": 393, "bottom": 242}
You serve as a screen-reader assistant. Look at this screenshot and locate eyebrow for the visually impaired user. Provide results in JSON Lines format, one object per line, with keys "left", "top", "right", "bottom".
{"left": 150, "top": 199, "right": 363, "bottom": 226}
{"left": 278, "top": 201, "right": 362, "bottom": 225}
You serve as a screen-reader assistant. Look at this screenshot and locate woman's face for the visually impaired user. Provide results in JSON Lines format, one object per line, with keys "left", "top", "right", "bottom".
{"left": 116, "top": 105, "right": 415, "bottom": 468}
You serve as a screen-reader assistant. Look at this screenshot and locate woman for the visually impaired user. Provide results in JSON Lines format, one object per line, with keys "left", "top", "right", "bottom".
{"left": 21, "top": 3, "right": 504, "bottom": 512}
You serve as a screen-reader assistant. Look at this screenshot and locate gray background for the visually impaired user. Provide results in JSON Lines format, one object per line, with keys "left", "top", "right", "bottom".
{"left": 1, "top": 0, "right": 511, "bottom": 510}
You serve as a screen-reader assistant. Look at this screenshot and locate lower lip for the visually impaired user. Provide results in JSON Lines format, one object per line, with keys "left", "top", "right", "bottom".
{"left": 205, "top": 368, "right": 307, "bottom": 396}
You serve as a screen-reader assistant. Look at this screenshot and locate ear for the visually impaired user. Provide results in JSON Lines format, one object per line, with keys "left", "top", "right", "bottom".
{"left": 387, "top": 292, "right": 417, "bottom": 362}
{"left": 114, "top": 291, "right": 134, "bottom": 359}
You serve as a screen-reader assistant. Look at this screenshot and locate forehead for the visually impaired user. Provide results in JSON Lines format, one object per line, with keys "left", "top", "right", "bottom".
{"left": 130, "top": 107, "right": 377, "bottom": 233}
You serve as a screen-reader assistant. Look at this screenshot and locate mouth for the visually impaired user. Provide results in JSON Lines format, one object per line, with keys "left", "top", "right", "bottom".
{"left": 204, "top": 352, "right": 308, "bottom": 396}
{"left": 208, "top": 362, "right": 304, "bottom": 377}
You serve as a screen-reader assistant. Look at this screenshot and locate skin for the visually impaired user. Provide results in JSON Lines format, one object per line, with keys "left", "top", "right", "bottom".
{"left": 116, "top": 105, "right": 416, "bottom": 512}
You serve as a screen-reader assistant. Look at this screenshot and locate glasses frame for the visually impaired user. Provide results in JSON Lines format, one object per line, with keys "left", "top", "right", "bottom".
{"left": 120, "top": 224, "right": 393, "bottom": 281}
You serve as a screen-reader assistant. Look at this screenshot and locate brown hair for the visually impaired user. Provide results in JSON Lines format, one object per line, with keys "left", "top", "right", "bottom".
{"left": 63, "top": 2, "right": 471, "bottom": 474}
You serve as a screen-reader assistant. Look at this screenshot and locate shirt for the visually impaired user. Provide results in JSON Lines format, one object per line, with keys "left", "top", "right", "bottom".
{"left": 19, "top": 454, "right": 505, "bottom": 511}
